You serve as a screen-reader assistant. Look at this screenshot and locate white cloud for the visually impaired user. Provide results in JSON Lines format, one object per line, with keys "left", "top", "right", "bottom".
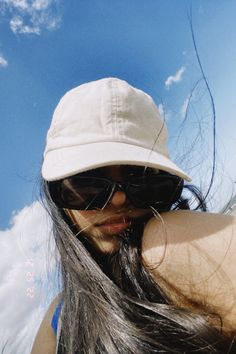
{"left": 1, "top": 0, "right": 62, "bottom": 35}
{"left": 180, "top": 94, "right": 190, "bottom": 119}
{"left": 0, "top": 202, "right": 60, "bottom": 353}
{"left": 32, "top": 0, "right": 51, "bottom": 10}
{"left": 0, "top": 54, "right": 8, "bottom": 67}
{"left": 158, "top": 103, "right": 164, "bottom": 118}
{"left": 157, "top": 103, "right": 171, "bottom": 122}
{"left": 10, "top": 15, "right": 40, "bottom": 34}
{"left": 165, "top": 66, "right": 186, "bottom": 89}
{"left": 4, "top": 0, "right": 29, "bottom": 10}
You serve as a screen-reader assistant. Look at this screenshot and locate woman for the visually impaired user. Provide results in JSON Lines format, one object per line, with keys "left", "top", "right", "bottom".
{"left": 31, "top": 78, "right": 236, "bottom": 353}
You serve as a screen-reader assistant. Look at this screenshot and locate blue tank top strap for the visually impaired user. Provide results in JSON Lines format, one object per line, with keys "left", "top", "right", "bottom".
{"left": 51, "top": 299, "right": 64, "bottom": 336}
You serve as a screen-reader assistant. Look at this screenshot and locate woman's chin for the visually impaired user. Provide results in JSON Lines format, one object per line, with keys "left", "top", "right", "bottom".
{"left": 92, "top": 235, "right": 121, "bottom": 254}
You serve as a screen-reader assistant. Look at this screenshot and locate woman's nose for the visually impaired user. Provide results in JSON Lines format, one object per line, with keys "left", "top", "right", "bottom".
{"left": 109, "top": 190, "right": 128, "bottom": 207}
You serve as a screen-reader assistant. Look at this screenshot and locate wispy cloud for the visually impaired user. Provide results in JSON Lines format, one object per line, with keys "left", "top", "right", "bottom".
{"left": 180, "top": 94, "right": 190, "bottom": 119}
{"left": 1, "top": 0, "right": 62, "bottom": 35}
{"left": 0, "top": 202, "right": 60, "bottom": 353}
{"left": 158, "top": 103, "right": 164, "bottom": 118}
{"left": 165, "top": 66, "right": 186, "bottom": 89}
{"left": 0, "top": 54, "right": 8, "bottom": 67}
{"left": 158, "top": 103, "right": 171, "bottom": 122}
{"left": 9, "top": 15, "right": 40, "bottom": 33}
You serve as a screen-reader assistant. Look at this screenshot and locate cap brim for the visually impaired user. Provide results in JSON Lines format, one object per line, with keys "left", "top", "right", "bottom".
{"left": 42, "top": 142, "right": 192, "bottom": 182}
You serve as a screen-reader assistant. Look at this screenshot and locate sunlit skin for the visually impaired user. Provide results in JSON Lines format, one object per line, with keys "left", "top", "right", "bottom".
{"left": 65, "top": 165, "right": 153, "bottom": 253}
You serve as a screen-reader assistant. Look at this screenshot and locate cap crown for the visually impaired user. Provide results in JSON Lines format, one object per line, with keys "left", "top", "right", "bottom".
{"left": 45, "top": 78, "right": 168, "bottom": 158}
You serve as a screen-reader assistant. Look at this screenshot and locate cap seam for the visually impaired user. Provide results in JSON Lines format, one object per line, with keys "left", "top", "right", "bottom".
{"left": 111, "top": 78, "right": 117, "bottom": 138}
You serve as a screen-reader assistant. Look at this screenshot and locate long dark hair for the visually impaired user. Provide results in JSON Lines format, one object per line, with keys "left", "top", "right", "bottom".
{"left": 41, "top": 178, "right": 235, "bottom": 354}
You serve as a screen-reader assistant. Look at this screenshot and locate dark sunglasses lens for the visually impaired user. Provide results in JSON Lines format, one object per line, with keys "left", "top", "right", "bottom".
{"left": 52, "top": 177, "right": 112, "bottom": 210}
{"left": 50, "top": 174, "right": 183, "bottom": 210}
{"left": 127, "top": 176, "right": 183, "bottom": 209}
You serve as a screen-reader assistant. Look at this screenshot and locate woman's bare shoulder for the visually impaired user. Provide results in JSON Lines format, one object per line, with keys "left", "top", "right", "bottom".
{"left": 30, "top": 292, "right": 63, "bottom": 354}
{"left": 143, "top": 209, "right": 235, "bottom": 241}
{"left": 142, "top": 210, "right": 235, "bottom": 259}
{"left": 142, "top": 210, "right": 236, "bottom": 333}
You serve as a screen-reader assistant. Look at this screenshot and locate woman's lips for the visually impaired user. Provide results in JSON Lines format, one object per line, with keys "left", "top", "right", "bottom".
{"left": 98, "top": 222, "right": 131, "bottom": 234}
{"left": 97, "top": 217, "right": 131, "bottom": 234}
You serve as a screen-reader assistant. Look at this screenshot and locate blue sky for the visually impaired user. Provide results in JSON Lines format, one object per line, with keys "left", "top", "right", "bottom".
{"left": 0, "top": 0, "right": 236, "bottom": 228}
{"left": 0, "top": 1, "right": 236, "bottom": 352}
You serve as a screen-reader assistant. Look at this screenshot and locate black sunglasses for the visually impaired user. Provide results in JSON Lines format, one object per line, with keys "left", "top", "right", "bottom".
{"left": 48, "top": 170, "right": 184, "bottom": 211}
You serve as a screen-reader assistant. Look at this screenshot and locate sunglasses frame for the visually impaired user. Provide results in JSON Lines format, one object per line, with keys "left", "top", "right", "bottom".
{"left": 48, "top": 171, "right": 184, "bottom": 211}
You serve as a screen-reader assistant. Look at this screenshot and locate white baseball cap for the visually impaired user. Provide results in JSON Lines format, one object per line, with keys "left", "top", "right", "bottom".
{"left": 42, "top": 77, "right": 191, "bottom": 182}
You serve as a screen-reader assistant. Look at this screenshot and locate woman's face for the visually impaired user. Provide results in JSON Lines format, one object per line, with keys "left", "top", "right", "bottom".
{"left": 65, "top": 165, "right": 153, "bottom": 253}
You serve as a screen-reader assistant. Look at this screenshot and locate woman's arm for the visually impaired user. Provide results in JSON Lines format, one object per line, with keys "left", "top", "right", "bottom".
{"left": 142, "top": 210, "right": 236, "bottom": 334}
{"left": 30, "top": 294, "right": 62, "bottom": 354}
